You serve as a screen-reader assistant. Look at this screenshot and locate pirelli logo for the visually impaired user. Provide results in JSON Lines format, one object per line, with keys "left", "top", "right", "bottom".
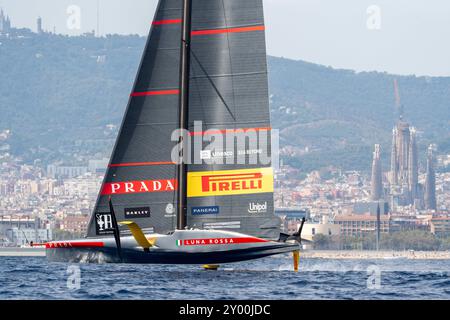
{"left": 187, "top": 168, "right": 273, "bottom": 197}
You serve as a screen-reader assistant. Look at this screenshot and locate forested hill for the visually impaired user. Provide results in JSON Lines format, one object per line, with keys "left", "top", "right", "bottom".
{"left": 268, "top": 57, "right": 450, "bottom": 171}
{"left": 0, "top": 30, "right": 449, "bottom": 171}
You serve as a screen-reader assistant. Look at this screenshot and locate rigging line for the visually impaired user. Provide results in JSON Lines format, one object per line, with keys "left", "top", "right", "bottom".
{"left": 221, "top": 0, "right": 236, "bottom": 218}
{"left": 220, "top": 0, "right": 238, "bottom": 129}
{"left": 190, "top": 47, "right": 209, "bottom": 135}
{"left": 190, "top": 49, "right": 237, "bottom": 122}
{"left": 172, "top": 165, "right": 176, "bottom": 231}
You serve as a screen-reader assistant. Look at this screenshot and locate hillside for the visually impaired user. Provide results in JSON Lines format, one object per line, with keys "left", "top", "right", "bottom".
{"left": 0, "top": 30, "right": 449, "bottom": 171}
{"left": 268, "top": 57, "right": 450, "bottom": 171}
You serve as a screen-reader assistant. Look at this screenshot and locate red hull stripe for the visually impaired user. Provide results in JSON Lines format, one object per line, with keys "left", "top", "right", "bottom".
{"left": 110, "top": 161, "right": 175, "bottom": 168}
{"left": 152, "top": 19, "right": 182, "bottom": 25}
{"left": 45, "top": 242, "right": 104, "bottom": 249}
{"left": 190, "top": 127, "right": 271, "bottom": 136}
{"left": 191, "top": 26, "right": 265, "bottom": 36}
{"left": 131, "top": 89, "right": 180, "bottom": 97}
{"left": 180, "top": 237, "right": 268, "bottom": 246}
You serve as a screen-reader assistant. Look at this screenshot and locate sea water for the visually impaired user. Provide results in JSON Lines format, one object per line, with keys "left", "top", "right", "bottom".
{"left": 0, "top": 255, "right": 449, "bottom": 299}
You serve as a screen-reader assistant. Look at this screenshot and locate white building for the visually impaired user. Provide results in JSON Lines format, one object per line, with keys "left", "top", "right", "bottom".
{"left": 300, "top": 216, "right": 341, "bottom": 242}
{"left": 5, "top": 227, "right": 52, "bottom": 246}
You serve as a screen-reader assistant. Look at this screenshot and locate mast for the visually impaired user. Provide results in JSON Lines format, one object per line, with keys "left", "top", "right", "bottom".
{"left": 376, "top": 204, "right": 381, "bottom": 251}
{"left": 177, "top": 0, "right": 192, "bottom": 230}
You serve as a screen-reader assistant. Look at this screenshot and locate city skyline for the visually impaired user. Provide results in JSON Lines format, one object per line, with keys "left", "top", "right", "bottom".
{"left": 1, "top": 0, "right": 450, "bottom": 303}
{"left": 1, "top": 1, "right": 448, "bottom": 248}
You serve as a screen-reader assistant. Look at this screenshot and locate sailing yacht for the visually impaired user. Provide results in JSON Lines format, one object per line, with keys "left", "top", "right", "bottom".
{"left": 46, "top": 0, "right": 304, "bottom": 270}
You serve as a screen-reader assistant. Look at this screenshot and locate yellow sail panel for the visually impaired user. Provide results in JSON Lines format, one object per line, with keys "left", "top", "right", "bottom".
{"left": 187, "top": 168, "right": 273, "bottom": 198}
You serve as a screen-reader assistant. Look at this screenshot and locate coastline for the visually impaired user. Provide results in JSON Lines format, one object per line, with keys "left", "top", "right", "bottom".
{"left": 1, "top": 247, "right": 450, "bottom": 259}
{"left": 302, "top": 250, "right": 450, "bottom": 260}
{"left": 0, "top": 247, "right": 45, "bottom": 257}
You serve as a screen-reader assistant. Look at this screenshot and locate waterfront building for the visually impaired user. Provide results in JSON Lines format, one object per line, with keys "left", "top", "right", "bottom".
{"left": 4, "top": 227, "right": 52, "bottom": 246}
{"left": 429, "top": 215, "right": 450, "bottom": 237}
{"left": 60, "top": 214, "right": 90, "bottom": 234}
{"left": 276, "top": 208, "right": 310, "bottom": 234}
{"left": 301, "top": 216, "right": 341, "bottom": 242}
{"left": 334, "top": 214, "right": 390, "bottom": 237}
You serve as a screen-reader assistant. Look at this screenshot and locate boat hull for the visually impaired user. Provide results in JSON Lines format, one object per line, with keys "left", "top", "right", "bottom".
{"left": 46, "top": 229, "right": 299, "bottom": 264}
{"left": 46, "top": 243, "right": 298, "bottom": 264}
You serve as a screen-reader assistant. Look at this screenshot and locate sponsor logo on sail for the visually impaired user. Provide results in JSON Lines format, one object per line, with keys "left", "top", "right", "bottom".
{"left": 95, "top": 213, "right": 114, "bottom": 235}
{"left": 200, "top": 150, "right": 211, "bottom": 160}
{"left": 191, "top": 206, "right": 219, "bottom": 215}
{"left": 164, "top": 203, "right": 175, "bottom": 217}
{"left": 187, "top": 168, "right": 273, "bottom": 197}
{"left": 248, "top": 202, "right": 267, "bottom": 214}
{"left": 165, "top": 203, "right": 176, "bottom": 218}
{"left": 124, "top": 207, "right": 151, "bottom": 219}
{"left": 175, "top": 237, "right": 268, "bottom": 247}
{"left": 203, "top": 221, "right": 241, "bottom": 229}
{"left": 237, "top": 148, "right": 263, "bottom": 156}
{"left": 201, "top": 172, "right": 261, "bottom": 193}
{"left": 200, "top": 150, "right": 234, "bottom": 160}
{"left": 101, "top": 179, "right": 177, "bottom": 195}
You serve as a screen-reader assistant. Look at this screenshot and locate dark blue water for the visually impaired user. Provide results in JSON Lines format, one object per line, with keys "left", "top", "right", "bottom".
{"left": 1, "top": 255, "right": 449, "bottom": 299}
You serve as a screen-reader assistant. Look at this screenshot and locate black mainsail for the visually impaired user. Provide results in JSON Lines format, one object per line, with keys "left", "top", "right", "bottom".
{"left": 87, "top": 0, "right": 182, "bottom": 237}
{"left": 87, "top": 0, "right": 279, "bottom": 240}
{"left": 186, "top": 0, "right": 279, "bottom": 239}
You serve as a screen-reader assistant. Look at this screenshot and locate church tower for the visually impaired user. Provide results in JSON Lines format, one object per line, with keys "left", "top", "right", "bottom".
{"left": 37, "top": 16, "right": 43, "bottom": 34}
{"left": 371, "top": 144, "right": 383, "bottom": 201}
{"left": 408, "top": 128, "right": 418, "bottom": 202}
{"left": 0, "top": 9, "right": 11, "bottom": 33}
{"left": 424, "top": 145, "right": 437, "bottom": 210}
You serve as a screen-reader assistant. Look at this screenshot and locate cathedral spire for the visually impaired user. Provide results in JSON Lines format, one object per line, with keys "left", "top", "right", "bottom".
{"left": 371, "top": 144, "right": 383, "bottom": 201}
{"left": 0, "top": 8, "right": 11, "bottom": 33}
{"left": 408, "top": 128, "right": 418, "bottom": 202}
{"left": 424, "top": 145, "right": 437, "bottom": 210}
{"left": 390, "top": 128, "right": 398, "bottom": 185}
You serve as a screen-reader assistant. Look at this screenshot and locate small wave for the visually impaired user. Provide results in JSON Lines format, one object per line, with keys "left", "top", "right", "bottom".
{"left": 1, "top": 256, "right": 450, "bottom": 299}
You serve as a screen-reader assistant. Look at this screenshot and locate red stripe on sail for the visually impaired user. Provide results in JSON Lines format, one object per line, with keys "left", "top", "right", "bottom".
{"left": 45, "top": 241, "right": 104, "bottom": 249}
{"left": 152, "top": 19, "right": 182, "bottom": 25}
{"left": 110, "top": 162, "right": 175, "bottom": 168}
{"left": 131, "top": 89, "right": 180, "bottom": 97}
{"left": 191, "top": 26, "right": 265, "bottom": 36}
{"left": 189, "top": 127, "right": 271, "bottom": 136}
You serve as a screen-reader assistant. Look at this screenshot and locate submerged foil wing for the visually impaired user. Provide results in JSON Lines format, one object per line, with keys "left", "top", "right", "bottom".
{"left": 87, "top": 0, "right": 182, "bottom": 237}
{"left": 187, "top": 0, "right": 280, "bottom": 240}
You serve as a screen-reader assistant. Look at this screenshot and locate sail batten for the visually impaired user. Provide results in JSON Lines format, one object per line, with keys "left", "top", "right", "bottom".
{"left": 191, "top": 25, "right": 265, "bottom": 36}
{"left": 109, "top": 162, "right": 176, "bottom": 168}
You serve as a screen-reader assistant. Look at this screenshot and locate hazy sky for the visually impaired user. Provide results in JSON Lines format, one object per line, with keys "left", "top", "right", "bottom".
{"left": 1, "top": 0, "right": 449, "bottom": 76}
